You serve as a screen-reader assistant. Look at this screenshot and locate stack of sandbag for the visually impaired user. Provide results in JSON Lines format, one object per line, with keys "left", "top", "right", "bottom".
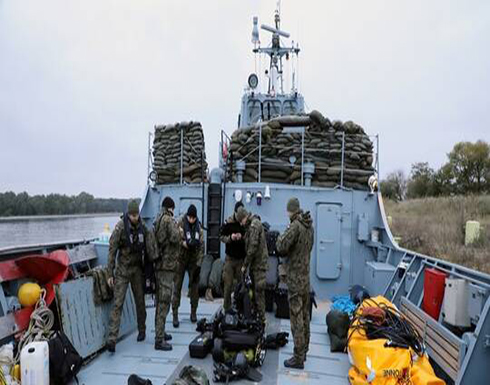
{"left": 227, "top": 111, "right": 375, "bottom": 190}
{"left": 153, "top": 121, "right": 208, "bottom": 185}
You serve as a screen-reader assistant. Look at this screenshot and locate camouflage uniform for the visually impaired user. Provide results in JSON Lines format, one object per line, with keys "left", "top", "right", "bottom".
{"left": 154, "top": 208, "right": 180, "bottom": 343}
{"left": 220, "top": 213, "right": 245, "bottom": 312}
{"left": 276, "top": 209, "right": 314, "bottom": 363}
{"left": 172, "top": 217, "right": 204, "bottom": 316}
{"left": 107, "top": 217, "right": 154, "bottom": 345}
{"left": 242, "top": 215, "right": 268, "bottom": 323}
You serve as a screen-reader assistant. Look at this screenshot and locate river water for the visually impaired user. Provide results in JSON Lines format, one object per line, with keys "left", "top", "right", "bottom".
{"left": 0, "top": 214, "right": 120, "bottom": 249}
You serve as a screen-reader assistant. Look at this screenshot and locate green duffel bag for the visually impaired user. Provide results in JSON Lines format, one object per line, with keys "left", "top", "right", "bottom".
{"left": 171, "top": 365, "right": 209, "bottom": 385}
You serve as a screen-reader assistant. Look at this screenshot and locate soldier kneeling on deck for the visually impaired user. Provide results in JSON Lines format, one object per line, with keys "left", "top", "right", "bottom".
{"left": 277, "top": 198, "right": 314, "bottom": 369}
{"left": 106, "top": 200, "right": 155, "bottom": 353}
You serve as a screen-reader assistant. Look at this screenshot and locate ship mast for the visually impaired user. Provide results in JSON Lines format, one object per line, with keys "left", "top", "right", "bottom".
{"left": 252, "top": 2, "right": 300, "bottom": 96}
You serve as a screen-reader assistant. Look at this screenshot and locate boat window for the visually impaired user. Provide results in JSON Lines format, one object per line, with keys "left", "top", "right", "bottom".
{"left": 263, "top": 100, "right": 281, "bottom": 120}
{"left": 247, "top": 99, "right": 262, "bottom": 125}
{"left": 283, "top": 100, "right": 298, "bottom": 115}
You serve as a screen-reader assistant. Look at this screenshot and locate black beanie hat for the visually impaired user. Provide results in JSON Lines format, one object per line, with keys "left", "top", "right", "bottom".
{"left": 234, "top": 201, "right": 244, "bottom": 213}
{"left": 162, "top": 196, "right": 175, "bottom": 209}
{"left": 187, "top": 204, "right": 197, "bottom": 218}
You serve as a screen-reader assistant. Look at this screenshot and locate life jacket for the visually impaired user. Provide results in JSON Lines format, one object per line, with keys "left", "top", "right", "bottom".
{"left": 123, "top": 213, "right": 145, "bottom": 254}
{"left": 184, "top": 216, "right": 201, "bottom": 251}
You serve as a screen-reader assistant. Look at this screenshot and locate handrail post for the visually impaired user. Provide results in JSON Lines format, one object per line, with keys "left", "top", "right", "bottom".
{"left": 180, "top": 127, "right": 184, "bottom": 185}
{"left": 258, "top": 123, "right": 262, "bottom": 183}
{"left": 340, "top": 131, "right": 345, "bottom": 187}
{"left": 301, "top": 127, "right": 305, "bottom": 186}
{"left": 148, "top": 130, "right": 153, "bottom": 183}
{"left": 376, "top": 134, "right": 380, "bottom": 178}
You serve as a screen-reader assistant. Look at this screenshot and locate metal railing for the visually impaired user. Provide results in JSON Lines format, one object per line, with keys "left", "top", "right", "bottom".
{"left": 224, "top": 127, "right": 380, "bottom": 188}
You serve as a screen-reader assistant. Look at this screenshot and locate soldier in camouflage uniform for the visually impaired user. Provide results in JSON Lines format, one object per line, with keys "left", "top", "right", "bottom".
{"left": 106, "top": 199, "right": 155, "bottom": 353}
{"left": 153, "top": 196, "right": 180, "bottom": 351}
{"left": 220, "top": 201, "right": 246, "bottom": 312}
{"left": 172, "top": 204, "right": 203, "bottom": 327}
{"left": 276, "top": 198, "right": 314, "bottom": 369}
{"left": 235, "top": 207, "right": 268, "bottom": 324}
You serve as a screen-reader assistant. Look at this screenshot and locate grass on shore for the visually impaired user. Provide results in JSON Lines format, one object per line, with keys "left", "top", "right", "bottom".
{"left": 384, "top": 195, "right": 490, "bottom": 273}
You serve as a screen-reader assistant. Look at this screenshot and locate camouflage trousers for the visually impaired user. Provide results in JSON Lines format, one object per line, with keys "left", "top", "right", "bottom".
{"left": 250, "top": 269, "right": 267, "bottom": 323}
{"left": 223, "top": 256, "right": 244, "bottom": 312}
{"left": 172, "top": 257, "right": 200, "bottom": 313}
{"left": 107, "top": 266, "right": 146, "bottom": 344}
{"left": 288, "top": 289, "right": 311, "bottom": 362}
{"left": 155, "top": 270, "right": 174, "bottom": 342}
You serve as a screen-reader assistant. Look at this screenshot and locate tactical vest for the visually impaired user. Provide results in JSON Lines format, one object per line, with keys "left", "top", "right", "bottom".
{"left": 183, "top": 217, "right": 201, "bottom": 251}
{"left": 123, "top": 213, "right": 145, "bottom": 254}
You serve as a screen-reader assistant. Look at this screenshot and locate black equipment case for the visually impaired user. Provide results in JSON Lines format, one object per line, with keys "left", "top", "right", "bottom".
{"left": 274, "top": 283, "right": 316, "bottom": 320}
{"left": 189, "top": 331, "right": 214, "bottom": 359}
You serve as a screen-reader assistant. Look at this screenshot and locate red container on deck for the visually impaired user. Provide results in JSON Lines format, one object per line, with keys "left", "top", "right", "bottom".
{"left": 422, "top": 268, "right": 447, "bottom": 320}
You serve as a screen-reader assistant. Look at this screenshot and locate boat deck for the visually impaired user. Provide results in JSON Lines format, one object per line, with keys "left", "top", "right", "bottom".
{"left": 75, "top": 298, "right": 350, "bottom": 385}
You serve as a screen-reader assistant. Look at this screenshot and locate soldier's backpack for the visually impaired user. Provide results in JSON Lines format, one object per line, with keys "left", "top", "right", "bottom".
{"left": 48, "top": 331, "right": 83, "bottom": 385}
{"left": 326, "top": 309, "right": 350, "bottom": 352}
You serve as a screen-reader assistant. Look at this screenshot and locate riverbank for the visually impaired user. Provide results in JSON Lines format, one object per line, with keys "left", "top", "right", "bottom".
{"left": 0, "top": 212, "right": 121, "bottom": 222}
{"left": 385, "top": 195, "right": 490, "bottom": 273}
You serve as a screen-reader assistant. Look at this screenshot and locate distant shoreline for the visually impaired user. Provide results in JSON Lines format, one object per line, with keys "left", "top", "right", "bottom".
{"left": 0, "top": 213, "right": 121, "bottom": 222}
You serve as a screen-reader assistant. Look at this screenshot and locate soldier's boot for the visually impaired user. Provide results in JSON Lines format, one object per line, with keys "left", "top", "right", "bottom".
{"left": 164, "top": 332, "right": 172, "bottom": 341}
{"left": 284, "top": 356, "right": 304, "bottom": 370}
{"left": 173, "top": 312, "right": 180, "bottom": 328}
{"left": 190, "top": 308, "right": 197, "bottom": 323}
{"left": 137, "top": 331, "right": 146, "bottom": 342}
{"left": 155, "top": 340, "right": 172, "bottom": 351}
{"left": 205, "top": 288, "right": 214, "bottom": 302}
{"left": 106, "top": 341, "right": 116, "bottom": 353}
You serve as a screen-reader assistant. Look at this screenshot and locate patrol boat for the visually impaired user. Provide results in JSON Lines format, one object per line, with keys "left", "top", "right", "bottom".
{"left": 0, "top": 6, "right": 489, "bottom": 385}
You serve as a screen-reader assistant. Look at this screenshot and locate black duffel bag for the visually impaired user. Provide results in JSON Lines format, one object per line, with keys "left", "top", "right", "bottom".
{"left": 222, "top": 330, "right": 261, "bottom": 351}
{"left": 48, "top": 331, "right": 83, "bottom": 385}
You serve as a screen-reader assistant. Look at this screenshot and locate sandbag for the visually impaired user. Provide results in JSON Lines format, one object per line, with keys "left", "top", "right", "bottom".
{"left": 226, "top": 112, "right": 375, "bottom": 190}
{"left": 153, "top": 121, "right": 208, "bottom": 185}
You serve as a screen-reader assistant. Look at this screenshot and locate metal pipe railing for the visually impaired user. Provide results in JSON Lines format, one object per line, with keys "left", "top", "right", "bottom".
{"left": 180, "top": 128, "right": 184, "bottom": 185}
{"left": 340, "top": 131, "right": 345, "bottom": 188}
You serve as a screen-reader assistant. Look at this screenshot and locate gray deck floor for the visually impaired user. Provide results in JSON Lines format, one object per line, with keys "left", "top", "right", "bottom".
{"left": 76, "top": 298, "right": 350, "bottom": 385}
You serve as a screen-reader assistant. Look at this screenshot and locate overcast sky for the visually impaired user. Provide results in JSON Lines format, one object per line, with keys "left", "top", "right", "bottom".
{"left": 1, "top": 0, "right": 489, "bottom": 198}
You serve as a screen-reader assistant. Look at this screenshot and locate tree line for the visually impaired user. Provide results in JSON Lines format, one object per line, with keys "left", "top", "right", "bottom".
{"left": 0, "top": 192, "right": 135, "bottom": 217}
{"left": 381, "top": 140, "right": 490, "bottom": 201}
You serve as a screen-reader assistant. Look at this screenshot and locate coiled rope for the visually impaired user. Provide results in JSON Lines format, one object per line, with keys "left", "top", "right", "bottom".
{"left": 14, "top": 289, "right": 54, "bottom": 364}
